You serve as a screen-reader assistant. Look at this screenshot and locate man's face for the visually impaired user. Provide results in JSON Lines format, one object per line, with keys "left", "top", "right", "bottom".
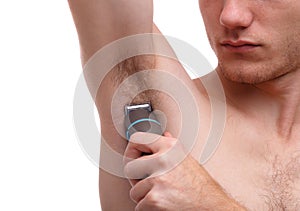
{"left": 199, "top": 0, "right": 300, "bottom": 84}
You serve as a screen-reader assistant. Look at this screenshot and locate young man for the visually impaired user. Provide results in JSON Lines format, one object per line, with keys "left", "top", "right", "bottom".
{"left": 68, "top": 0, "right": 300, "bottom": 210}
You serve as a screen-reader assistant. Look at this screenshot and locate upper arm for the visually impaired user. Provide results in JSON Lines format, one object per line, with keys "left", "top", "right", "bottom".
{"left": 68, "top": 0, "right": 154, "bottom": 65}
{"left": 68, "top": 1, "right": 155, "bottom": 210}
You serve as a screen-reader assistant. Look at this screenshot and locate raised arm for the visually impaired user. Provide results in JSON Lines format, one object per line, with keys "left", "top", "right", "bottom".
{"left": 68, "top": 1, "right": 156, "bottom": 210}
{"left": 68, "top": 1, "right": 206, "bottom": 210}
{"left": 68, "top": 0, "right": 154, "bottom": 65}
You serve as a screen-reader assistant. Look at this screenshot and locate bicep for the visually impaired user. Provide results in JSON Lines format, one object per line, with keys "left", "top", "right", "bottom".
{"left": 68, "top": 0, "right": 153, "bottom": 65}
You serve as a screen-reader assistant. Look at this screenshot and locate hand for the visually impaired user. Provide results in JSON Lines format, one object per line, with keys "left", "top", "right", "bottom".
{"left": 123, "top": 132, "right": 246, "bottom": 211}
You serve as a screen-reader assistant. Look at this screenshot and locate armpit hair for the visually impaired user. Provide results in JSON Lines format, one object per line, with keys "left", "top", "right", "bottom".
{"left": 110, "top": 55, "right": 162, "bottom": 106}
{"left": 112, "top": 55, "right": 156, "bottom": 86}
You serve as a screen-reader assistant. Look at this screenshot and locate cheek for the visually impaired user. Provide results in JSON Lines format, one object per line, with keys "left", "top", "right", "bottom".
{"left": 198, "top": 0, "right": 222, "bottom": 39}
{"left": 270, "top": 19, "right": 300, "bottom": 59}
{"left": 198, "top": 0, "right": 208, "bottom": 10}
{"left": 201, "top": 21, "right": 220, "bottom": 53}
{"left": 286, "top": 30, "right": 300, "bottom": 68}
{"left": 199, "top": 0, "right": 222, "bottom": 20}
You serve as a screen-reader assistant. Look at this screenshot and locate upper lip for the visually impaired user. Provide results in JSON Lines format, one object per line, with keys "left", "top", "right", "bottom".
{"left": 221, "top": 40, "right": 261, "bottom": 47}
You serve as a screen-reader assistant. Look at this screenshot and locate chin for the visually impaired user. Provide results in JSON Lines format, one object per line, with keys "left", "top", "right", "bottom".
{"left": 218, "top": 61, "right": 289, "bottom": 85}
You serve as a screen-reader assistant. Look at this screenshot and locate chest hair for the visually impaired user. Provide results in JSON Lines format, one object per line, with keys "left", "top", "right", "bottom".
{"left": 260, "top": 152, "right": 300, "bottom": 211}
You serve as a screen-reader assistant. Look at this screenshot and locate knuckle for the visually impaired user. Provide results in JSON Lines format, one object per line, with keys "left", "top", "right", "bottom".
{"left": 135, "top": 189, "right": 162, "bottom": 211}
{"left": 156, "top": 154, "right": 169, "bottom": 170}
{"left": 163, "top": 137, "right": 177, "bottom": 148}
{"left": 145, "top": 191, "right": 160, "bottom": 207}
{"left": 152, "top": 174, "right": 167, "bottom": 185}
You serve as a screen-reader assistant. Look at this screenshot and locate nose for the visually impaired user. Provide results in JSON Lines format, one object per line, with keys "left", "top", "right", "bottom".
{"left": 220, "top": 0, "right": 254, "bottom": 30}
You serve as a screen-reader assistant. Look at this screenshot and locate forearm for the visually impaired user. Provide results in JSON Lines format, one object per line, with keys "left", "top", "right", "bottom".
{"left": 201, "top": 182, "right": 248, "bottom": 211}
{"left": 68, "top": 0, "right": 153, "bottom": 65}
{"left": 214, "top": 197, "right": 248, "bottom": 211}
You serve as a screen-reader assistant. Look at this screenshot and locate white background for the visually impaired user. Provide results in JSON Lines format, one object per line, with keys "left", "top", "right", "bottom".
{"left": 0, "top": 0, "right": 217, "bottom": 210}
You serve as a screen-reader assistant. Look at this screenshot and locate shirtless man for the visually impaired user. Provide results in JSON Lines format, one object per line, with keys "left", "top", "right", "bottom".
{"left": 68, "top": 0, "right": 300, "bottom": 210}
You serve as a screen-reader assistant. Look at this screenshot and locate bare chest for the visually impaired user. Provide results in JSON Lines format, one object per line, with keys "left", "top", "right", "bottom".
{"left": 202, "top": 121, "right": 300, "bottom": 210}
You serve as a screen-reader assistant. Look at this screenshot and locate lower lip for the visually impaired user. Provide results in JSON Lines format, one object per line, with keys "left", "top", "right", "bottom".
{"left": 222, "top": 44, "right": 260, "bottom": 53}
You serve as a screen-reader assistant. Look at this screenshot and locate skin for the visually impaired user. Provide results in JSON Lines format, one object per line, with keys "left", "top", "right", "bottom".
{"left": 199, "top": 0, "right": 300, "bottom": 140}
{"left": 199, "top": 0, "right": 300, "bottom": 139}
{"left": 199, "top": 0, "right": 300, "bottom": 209}
{"left": 124, "top": 132, "right": 245, "bottom": 210}
{"left": 69, "top": 0, "right": 300, "bottom": 210}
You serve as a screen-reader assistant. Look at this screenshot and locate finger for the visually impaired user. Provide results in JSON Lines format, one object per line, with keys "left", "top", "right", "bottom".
{"left": 124, "top": 132, "right": 181, "bottom": 183}
{"left": 124, "top": 142, "right": 145, "bottom": 161}
{"left": 130, "top": 179, "right": 152, "bottom": 204}
{"left": 135, "top": 190, "right": 159, "bottom": 211}
{"left": 125, "top": 149, "right": 182, "bottom": 181}
{"left": 163, "top": 131, "right": 173, "bottom": 138}
{"left": 123, "top": 132, "right": 159, "bottom": 162}
{"left": 123, "top": 137, "right": 154, "bottom": 169}
{"left": 130, "top": 132, "right": 163, "bottom": 145}
{"left": 128, "top": 132, "right": 177, "bottom": 158}
{"left": 123, "top": 132, "right": 156, "bottom": 166}
{"left": 128, "top": 132, "right": 176, "bottom": 154}
{"left": 123, "top": 132, "right": 171, "bottom": 166}
{"left": 124, "top": 154, "right": 157, "bottom": 180}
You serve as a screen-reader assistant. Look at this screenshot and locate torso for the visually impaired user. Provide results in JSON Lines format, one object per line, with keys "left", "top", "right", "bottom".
{"left": 98, "top": 55, "right": 300, "bottom": 210}
{"left": 205, "top": 118, "right": 300, "bottom": 210}
{"left": 190, "top": 76, "right": 300, "bottom": 210}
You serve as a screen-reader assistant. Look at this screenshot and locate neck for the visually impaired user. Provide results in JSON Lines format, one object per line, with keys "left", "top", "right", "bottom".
{"left": 218, "top": 68, "right": 300, "bottom": 141}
